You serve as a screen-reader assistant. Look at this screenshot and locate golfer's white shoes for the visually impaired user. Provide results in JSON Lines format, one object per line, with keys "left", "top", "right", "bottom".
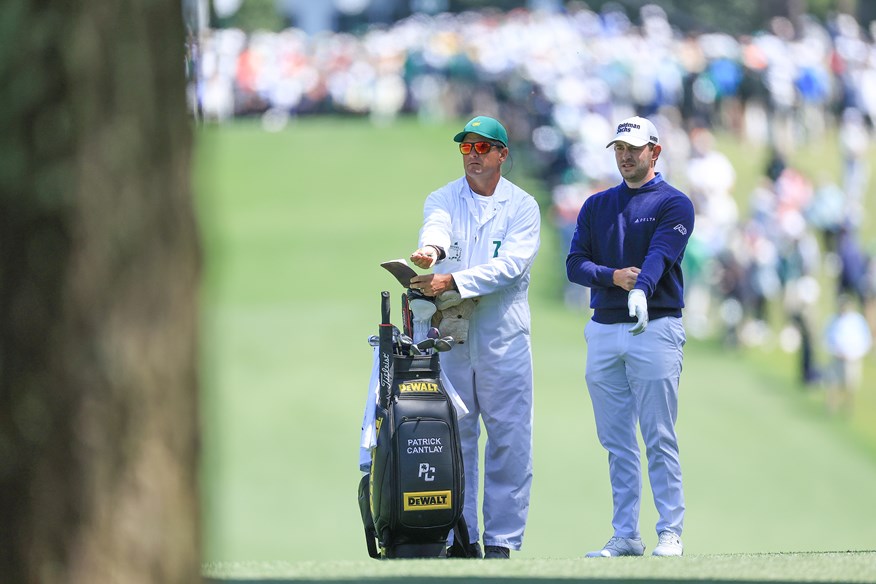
{"left": 585, "top": 536, "right": 645, "bottom": 557}
{"left": 652, "top": 530, "right": 683, "bottom": 556}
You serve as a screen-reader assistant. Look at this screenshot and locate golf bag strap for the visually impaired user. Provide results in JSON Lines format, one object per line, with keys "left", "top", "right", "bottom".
{"left": 358, "top": 474, "right": 381, "bottom": 559}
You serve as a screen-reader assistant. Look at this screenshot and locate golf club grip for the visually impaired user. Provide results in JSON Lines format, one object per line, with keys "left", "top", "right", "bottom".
{"left": 381, "top": 291, "right": 391, "bottom": 324}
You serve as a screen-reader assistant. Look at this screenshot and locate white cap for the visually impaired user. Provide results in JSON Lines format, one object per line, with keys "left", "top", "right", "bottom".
{"left": 606, "top": 116, "right": 659, "bottom": 148}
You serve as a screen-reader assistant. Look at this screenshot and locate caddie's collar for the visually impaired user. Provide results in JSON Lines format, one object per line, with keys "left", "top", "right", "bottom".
{"left": 488, "top": 176, "right": 511, "bottom": 201}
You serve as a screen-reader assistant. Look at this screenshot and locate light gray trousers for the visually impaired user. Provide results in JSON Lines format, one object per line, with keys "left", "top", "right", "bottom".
{"left": 584, "top": 316, "right": 686, "bottom": 539}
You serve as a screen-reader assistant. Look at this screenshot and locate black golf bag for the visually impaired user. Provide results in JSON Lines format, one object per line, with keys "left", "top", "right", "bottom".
{"left": 358, "top": 291, "right": 471, "bottom": 559}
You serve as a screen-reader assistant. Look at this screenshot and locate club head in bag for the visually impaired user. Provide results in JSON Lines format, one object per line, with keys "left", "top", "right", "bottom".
{"left": 427, "top": 327, "right": 440, "bottom": 339}
{"left": 434, "top": 336, "right": 454, "bottom": 352}
{"left": 416, "top": 338, "right": 435, "bottom": 352}
{"left": 368, "top": 335, "right": 379, "bottom": 347}
{"left": 398, "top": 334, "right": 415, "bottom": 356}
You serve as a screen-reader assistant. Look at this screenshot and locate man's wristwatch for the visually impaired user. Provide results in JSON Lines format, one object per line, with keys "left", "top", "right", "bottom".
{"left": 426, "top": 245, "right": 446, "bottom": 261}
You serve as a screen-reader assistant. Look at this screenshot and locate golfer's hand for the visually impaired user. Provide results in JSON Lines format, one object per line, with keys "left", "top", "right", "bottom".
{"left": 628, "top": 289, "right": 649, "bottom": 335}
{"left": 613, "top": 267, "right": 641, "bottom": 291}
{"left": 410, "top": 274, "right": 456, "bottom": 297}
{"left": 410, "top": 247, "right": 438, "bottom": 269}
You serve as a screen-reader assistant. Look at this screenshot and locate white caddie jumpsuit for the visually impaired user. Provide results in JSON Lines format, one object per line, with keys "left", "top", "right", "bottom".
{"left": 420, "top": 175, "right": 540, "bottom": 551}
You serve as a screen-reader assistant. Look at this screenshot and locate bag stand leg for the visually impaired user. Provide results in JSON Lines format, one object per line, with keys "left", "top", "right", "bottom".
{"left": 447, "top": 514, "right": 478, "bottom": 558}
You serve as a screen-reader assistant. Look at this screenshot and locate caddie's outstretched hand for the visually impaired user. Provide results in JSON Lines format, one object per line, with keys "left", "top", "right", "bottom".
{"left": 410, "top": 247, "right": 438, "bottom": 269}
{"left": 628, "top": 289, "right": 649, "bottom": 335}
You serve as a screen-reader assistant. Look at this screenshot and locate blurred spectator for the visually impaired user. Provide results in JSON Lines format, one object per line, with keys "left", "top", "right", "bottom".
{"left": 191, "top": 4, "right": 876, "bottom": 162}
{"left": 764, "top": 146, "right": 786, "bottom": 182}
{"left": 680, "top": 227, "right": 712, "bottom": 340}
{"left": 805, "top": 176, "right": 847, "bottom": 253}
{"left": 838, "top": 107, "right": 870, "bottom": 213}
{"left": 780, "top": 252, "right": 822, "bottom": 386}
{"left": 836, "top": 224, "right": 872, "bottom": 309}
{"left": 823, "top": 295, "right": 873, "bottom": 415}
{"left": 686, "top": 127, "right": 738, "bottom": 244}
{"left": 713, "top": 233, "right": 748, "bottom": 347}
{"left": 551, "top": 182, "right": 592, "bottom": 310}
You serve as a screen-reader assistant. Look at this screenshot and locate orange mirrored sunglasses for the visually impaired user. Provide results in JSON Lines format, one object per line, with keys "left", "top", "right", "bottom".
{"left": 459, "top": 141, "right": 502, "bottom": 155}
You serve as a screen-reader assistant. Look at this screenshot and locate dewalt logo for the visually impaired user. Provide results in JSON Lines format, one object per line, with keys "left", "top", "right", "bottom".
{"left": 403, "top": 490, "right": 452, "bottom": 511}
{"left": 399, "top": 381, "right": 439, "bottom": 393}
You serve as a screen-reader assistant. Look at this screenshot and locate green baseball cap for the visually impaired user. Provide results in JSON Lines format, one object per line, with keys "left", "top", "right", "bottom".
{"left": 453, "top": 116, "right": 508, "bottom": 146}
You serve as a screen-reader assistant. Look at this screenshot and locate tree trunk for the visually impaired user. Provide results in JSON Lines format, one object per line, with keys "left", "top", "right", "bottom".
{"left": 0, "top": 1, "right": 201, "bottom": 583}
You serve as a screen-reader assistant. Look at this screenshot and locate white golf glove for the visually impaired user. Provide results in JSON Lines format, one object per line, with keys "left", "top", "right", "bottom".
{"left": 628, "top": 289, "right": 648, "bottom": 336}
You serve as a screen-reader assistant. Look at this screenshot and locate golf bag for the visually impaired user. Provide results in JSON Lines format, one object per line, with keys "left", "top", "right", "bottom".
{"left": 358, "top": 291, "right": 471, "bottom": 559}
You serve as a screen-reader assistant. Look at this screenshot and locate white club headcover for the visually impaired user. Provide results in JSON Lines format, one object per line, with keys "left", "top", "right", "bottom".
{"left": 410, "top": 297, "right": 437, "bottom": 343}
{"left": 410, "top": 297, "right": 437, "bottom": 322}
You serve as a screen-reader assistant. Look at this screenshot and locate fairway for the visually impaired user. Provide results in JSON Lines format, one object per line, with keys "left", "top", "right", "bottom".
{"left": 203, "top": 552, "right": 876, "bottom": 583}
{"left": 195, "top": 118, "right": 876, "bottom": 571}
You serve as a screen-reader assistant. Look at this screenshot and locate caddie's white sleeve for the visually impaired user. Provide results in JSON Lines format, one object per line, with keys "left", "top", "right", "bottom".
{"left": 418, "top": 185, "right": 456, "bottom": 252}
{"left": 453, "top": 193, "right": 540, "bottom": 298}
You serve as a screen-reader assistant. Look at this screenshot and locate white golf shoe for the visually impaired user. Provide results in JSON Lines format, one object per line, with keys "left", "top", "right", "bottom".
{"left": 652, "top": 530, "right": 683, "bottom": 556}
{"left": 585, "top": 536, "right": 645, "bottom": 557}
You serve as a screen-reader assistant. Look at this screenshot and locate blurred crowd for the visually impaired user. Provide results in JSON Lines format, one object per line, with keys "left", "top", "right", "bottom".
{"left": 191, "top": 4, "right": 875, "bottom": 409}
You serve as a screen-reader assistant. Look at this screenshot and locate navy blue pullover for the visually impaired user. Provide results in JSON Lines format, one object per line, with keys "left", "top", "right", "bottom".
{"left": 566, "top": 173, "right": 695, "bottom": 324}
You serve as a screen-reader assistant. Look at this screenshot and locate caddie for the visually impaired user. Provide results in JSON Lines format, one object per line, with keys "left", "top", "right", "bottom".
{"left": 408, "top": 115, "right": 541, "bottom": 560}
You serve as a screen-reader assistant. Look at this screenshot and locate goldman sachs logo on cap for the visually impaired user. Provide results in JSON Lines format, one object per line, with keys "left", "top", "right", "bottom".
{"left": 617, "top": 122, "right": 658, "bottom": 143}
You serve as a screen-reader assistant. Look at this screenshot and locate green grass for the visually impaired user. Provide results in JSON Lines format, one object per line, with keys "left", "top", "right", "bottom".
{"left": 204, "top": 551, "right": 876, "bottom": 583}
{"left": 195, "top": 117, "right": 876, "bottom": 578}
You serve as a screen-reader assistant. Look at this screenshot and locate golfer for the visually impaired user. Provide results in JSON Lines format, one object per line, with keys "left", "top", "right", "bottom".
{"left": 408, "top": 115, "right": 541, "bottom": 559}
{"left": 566, "top": 116, "right": 694, "bottom": 557}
